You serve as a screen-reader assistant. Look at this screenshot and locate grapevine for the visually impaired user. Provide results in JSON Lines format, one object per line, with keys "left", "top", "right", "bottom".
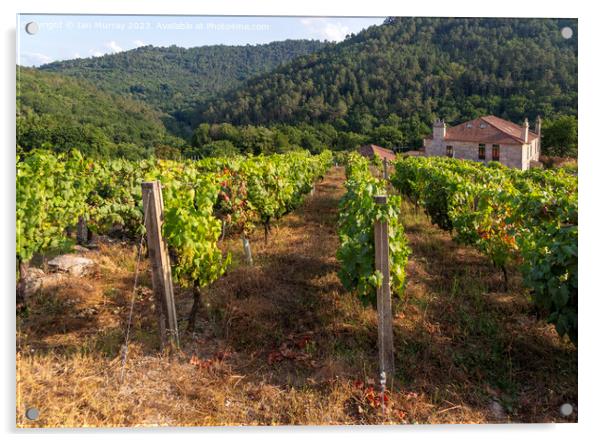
{"left": 391, "top": 156, "right": 578, "bottom": 344}
{"left": 337, "top": 153, "right": 411, "bottom": 305}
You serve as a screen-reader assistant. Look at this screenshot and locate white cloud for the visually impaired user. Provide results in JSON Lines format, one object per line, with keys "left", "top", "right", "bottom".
{"left": 133, "top": 39, "right": 145, "bottom": 48}
{"left": 87, "top": 41, "right": 123, "bottom": 58}
{"left": 106, "top": 40, "right": 123, "bottom": 53}
{"left": 20, "top": 52, "right": 53, "bottom": 66}
{"left": 300, "top": 18, "right": 351, "bottom": 42}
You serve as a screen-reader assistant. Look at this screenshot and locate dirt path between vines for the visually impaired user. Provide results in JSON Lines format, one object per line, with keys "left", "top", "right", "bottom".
{"left": 17, "top": 166, "right": 577, "bottom": 427}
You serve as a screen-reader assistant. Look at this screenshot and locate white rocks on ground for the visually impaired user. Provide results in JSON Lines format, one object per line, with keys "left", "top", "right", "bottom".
{"left": 23, "top": 268, "right": 45, "bottom": 295}
{"left": 489, "top": 399, "right": 506, "bottom": 420}
{"left": 23, "top": 269, "right": 66, "bottom": 297}
{"left": 47, "top": 254, "right": 95, "bottom": 277}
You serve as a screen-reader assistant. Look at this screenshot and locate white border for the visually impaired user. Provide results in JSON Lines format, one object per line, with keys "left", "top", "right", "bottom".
{"left": 3, "top": 1, "right": 601, "bottom": 441}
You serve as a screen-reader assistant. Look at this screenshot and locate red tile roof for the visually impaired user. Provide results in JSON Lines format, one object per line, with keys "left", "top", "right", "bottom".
{"left": 427, "top": 115, "right": 539, "bottom": 144}
{"left": 358, "top": 144, "right": 396, "bottom": 161}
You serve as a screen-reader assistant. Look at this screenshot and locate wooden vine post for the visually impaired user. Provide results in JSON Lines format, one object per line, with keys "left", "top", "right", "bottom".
{"left": 141, "top": 181, "right": 179, "bottom": 351}
{"left": 374, "top": 195, "right": 395, "bottom": 387}
{"left": 383, "top": 158, "right": 389, "bottom": 180}
{"left": 242, "top": 235, "right": 253, "bottom": 265}
{"left": 76, "top": 216, "right": 88, "bottom": 245}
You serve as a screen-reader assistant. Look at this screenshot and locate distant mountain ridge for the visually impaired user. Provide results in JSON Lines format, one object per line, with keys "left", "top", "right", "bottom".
{"left": 39, "top": 40, "right": 330, "bottom": 137}
{"left": 189, "top": 17, "right": 577, "bottom": 130}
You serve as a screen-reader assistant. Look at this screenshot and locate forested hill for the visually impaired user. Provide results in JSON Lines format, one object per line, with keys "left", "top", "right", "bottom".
{"left": 39, "top": 40, "right": 329, "bottom": 136}
{"left": 21, "top": 18, "right": 578, "bottom": 158}
{"left": 17, "top": 67, "right": 177, "bottom": 159}
{"left": 190, "top": 17, "right": 577, "bottom": 131}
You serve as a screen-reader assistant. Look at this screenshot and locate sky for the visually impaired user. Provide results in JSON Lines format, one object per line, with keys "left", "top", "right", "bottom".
{"left": 17, "top": 14, "right": 385, "bottom": 67}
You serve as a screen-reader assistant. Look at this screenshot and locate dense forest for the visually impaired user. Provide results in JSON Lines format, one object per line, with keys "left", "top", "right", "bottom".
{"left": 17, "top": 67, "right": 181, "bottom": 159}
{"left": 20, "top": 17, "right": 578, "bottom": 158}
{"left": 39, "top": 40, "right": 328, "bottom": 137}
{"left": 188, "top": 17, "right": 577, "bottom": 146}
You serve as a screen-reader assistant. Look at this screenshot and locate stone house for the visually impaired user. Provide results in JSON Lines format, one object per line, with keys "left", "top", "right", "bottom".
{"left": 423, "top": 115, "right": 541, "bottom": 170}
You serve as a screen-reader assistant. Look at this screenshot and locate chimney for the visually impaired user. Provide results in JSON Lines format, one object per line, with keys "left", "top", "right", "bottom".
{"left": 522, "top": 118, "right": 529, "bottom": 143}
{"left": 433, "top": 119, "right": 446, "bottom": 140}
{"left": 535, "top": 115, "right": 542, "bottom": 138}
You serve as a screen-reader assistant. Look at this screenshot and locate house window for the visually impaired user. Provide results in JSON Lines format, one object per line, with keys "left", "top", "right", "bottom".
{"left": 492, "top": 144, "right": 500, "bottom": 161}
{"left": 446, "top": 145, "right": 453, "bottom": 158}
{"left": 478, "top": 144, "right": 486, "bottom": 160}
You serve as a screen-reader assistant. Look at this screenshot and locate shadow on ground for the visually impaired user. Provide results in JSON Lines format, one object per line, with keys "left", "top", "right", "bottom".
{"left": 17, "top": 167, "right": 577, "bottom": 426}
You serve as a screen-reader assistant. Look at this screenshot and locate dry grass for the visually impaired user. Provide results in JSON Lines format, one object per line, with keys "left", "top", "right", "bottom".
{"left": 16, "top": 167, "right": 577, "bottom": 427}
{"left": 539, "top": 155, "right": 578, "bottom": 169}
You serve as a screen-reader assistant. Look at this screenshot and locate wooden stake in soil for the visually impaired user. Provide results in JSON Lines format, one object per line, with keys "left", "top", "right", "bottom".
{"left": 374, "top": 195, "right": 394, "bottom": 387}
{"left": 76, "top": 216, "right": 88, "bottom": 245}
{"left": 242, "top": 235, "right": 253, "bottom": 265}
{"left": 383, "top": 158, "right": 389, "bottom": 180}
{"left": 141, "top": 181, "right": 179, "bottom": 350}
{"left": 16, "top": 259, "right": 29, "bottom": 311}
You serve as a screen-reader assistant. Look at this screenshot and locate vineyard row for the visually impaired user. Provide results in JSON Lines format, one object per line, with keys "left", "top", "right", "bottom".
{"left": 390, "top": 156, "right": 577, "bottom": 344}
{"left": 16, "top": 149, "right": 333, "bottom": 310}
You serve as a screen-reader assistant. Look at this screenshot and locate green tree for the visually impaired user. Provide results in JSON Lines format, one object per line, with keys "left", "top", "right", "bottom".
{"left": 542, "top": 116, "right": 578, "bottom": 157}
{"left": 155, "top": 145, "right": 183, "bottom": 160}
{"left": 335, "top": 131, "right": 368, "bottom": 151}
{"left": 369, "top": 125, "right": 404, "bottom": 148}
{"left": 191, "top": 123, "right": 212, "bottom": 147}
{"left": 190, "top": 140, "right": 239, "bottom": 158}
